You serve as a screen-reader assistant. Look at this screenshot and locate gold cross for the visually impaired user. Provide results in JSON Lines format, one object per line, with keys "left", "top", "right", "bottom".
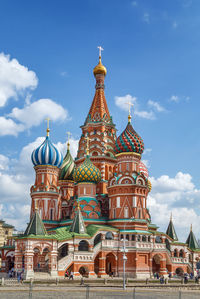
{"left": 85, "top": 135, "right": 90, "bottom": 155}
{"left": 125, "top": 102, "right": 134, "bottom": 123}
{"left": 67, "top": 132, "right": 71, "bottom": 150}
{"left": 45, "top": 117, "right": 51, "bottom": 136}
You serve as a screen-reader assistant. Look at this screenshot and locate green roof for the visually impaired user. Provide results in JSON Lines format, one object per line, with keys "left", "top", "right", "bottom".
{"left": 69, "top": 209, "right": 86, "bottom": 234}
{"left": 166, "top": 219, "right": 178, "bottom": 241}
{"left": 186, "top": 229, "right": 199, "bottom": 250}
{"left": 24, "top": 210, "right": 47, "bottom": 236}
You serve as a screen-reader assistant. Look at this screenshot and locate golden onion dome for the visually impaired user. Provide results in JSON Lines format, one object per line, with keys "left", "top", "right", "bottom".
{"left": 93, "top": 56, "right": 107, "bottom": 77}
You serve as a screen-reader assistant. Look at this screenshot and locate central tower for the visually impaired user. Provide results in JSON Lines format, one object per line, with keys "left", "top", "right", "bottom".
{"left": 75, "top": 50, "right": 116, "bottom": 210}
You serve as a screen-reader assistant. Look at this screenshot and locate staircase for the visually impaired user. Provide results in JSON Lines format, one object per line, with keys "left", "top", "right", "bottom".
{"left": 58, "top": 252, "right": 74, "bottom": 271}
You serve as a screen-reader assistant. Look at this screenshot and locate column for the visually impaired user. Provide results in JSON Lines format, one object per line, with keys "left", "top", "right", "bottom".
{"left": 98, "top": 251, "right": 107, "bottom": 277}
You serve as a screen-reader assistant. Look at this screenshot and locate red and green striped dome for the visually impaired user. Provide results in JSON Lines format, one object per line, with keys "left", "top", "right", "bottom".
{"left": 114, "top": 122, "right": 144, "bottom": 155}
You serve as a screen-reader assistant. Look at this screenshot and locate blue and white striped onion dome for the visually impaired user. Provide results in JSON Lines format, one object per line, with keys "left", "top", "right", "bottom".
{"left": 31, "top": 136, "right": 63, "bottom": 168}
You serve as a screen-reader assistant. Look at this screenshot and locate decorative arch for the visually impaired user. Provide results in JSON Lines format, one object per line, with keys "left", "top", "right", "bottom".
{"left": 110, "top": 178, "right": 116, "bottom": 186}
{"left": 106, "top": 252, "right": 116, "bottom": 275}
{"left": 105, "top": 232, "right": 114, "bottom": 240}
{"left": 118, "top": 176, "right": 134, "bottom": 185}
{"left": 94, "top": 233, "right": 102, "bottom": 246}
{"left": 78, "top": 240, "right": 89, "bottom": 251}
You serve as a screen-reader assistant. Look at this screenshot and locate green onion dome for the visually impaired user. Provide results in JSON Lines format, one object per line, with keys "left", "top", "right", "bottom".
{"left": 114, "top": 121, "right": 144, "bottom": 155}
{"left": 73, "top": 155, "right": 101, "bottom": 184}
{"left": 59, "top": 145, "right": 75, "bottom": 180}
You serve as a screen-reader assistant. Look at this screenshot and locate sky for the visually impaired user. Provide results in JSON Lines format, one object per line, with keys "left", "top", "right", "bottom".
{"left": 0, "top": 0, "right": 199, "bottom": 241}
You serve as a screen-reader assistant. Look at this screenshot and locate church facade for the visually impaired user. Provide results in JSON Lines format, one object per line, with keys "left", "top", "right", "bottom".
{"left": 1, "top": 54, "right": 200, "bottom": 279}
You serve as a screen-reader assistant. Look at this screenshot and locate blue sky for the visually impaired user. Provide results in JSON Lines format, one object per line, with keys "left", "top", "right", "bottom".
{"left": 0, "top": 0, "right": 200, "bottom": 241}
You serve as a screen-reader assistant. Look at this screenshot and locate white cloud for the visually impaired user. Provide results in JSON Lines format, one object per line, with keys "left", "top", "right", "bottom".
{"left": 0, "top": 53, "right": 38, "bottom": 107}
{"left": 56, "top": 138, "right": 79, "bottom": 159}
{"left": 148, "top": 100, "right": 165, "bottom": 112}
{"left": 170, "top": 95, "right": 179, "bottom": 103}
{"left": 0, "top": 117, "right": 24, "bottom": 136}
{"left": 149, "top": 172, "right": 200, "bottom": 241}
{"left": 0, "top": 154, "right": 9, "bottom": 170}
{"left": 143, "top": 148, "right": 152, "bottom": 155}
{"left": 115, "top": 94, "right": 156, "bottom": 120}
{"left": 9, "top": 98, "right": 69, "bottom": 129}
{"left": 143, "top": 13, "right": 150, "bottom": 24}
{"left": 142, "top": 159, "right": 150, "bottom": 168}
{"left": 134, "top": 110, "right": 155, "bottom": 120}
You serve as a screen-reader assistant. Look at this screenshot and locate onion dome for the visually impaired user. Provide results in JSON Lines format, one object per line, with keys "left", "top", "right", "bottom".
{"left": 139, "top": 161, "right": 149, "bottom": 179}
{"left": 147, "top": 180, "right": 152, "bottom": 192}
{"left": 59, "top": 143, "right": 75, "bottom": 180}
{"left": 73, "top": 155, "right": 101, "bottom": 184}
{"left": 114, "top": 120, "right": 144, "bottom": 155}
{"left": 93, "top": 56, "right": 107, "bottom": 77}
{"left": 31, "top": 126, "right": 63, "bottom": 168}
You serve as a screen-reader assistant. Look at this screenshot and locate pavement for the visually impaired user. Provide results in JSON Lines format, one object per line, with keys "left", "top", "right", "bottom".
{"left": 0, "top": 286, "right": 200, "bottom": 298}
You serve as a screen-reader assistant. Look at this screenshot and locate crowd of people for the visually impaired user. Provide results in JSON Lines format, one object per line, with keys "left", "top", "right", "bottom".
{"left": 153, "top": 270, "right": 200, "bottom": 284}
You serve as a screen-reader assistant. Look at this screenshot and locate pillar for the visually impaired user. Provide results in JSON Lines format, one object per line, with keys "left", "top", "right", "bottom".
{"left": 98, "top": 251, "right": 106, "bottom": 277}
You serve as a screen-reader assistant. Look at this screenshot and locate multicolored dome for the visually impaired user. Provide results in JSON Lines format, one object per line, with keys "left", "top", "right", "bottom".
{"left": 114, "top": 122, "right": 144, "bottom": 155}
{"left": 59, "top": 145, "right": 75, "bottom": 180}
{"left": 31, "top": 136, "right": 63, "bottom": 168}
{"left": 139, "top": 161, "right": 148, "bottom": 179}
{"left": 73, "top": 155, "right": 101, "bottom": 184}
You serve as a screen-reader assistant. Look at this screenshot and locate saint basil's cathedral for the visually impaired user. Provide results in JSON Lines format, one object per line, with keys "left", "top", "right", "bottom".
{"left": 1, "top": 52, "right": 200, "bottom": 279}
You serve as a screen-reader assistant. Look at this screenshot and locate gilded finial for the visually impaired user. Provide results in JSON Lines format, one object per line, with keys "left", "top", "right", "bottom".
{"left": 170, "top": 212, "right": 172, "bottom": 221}
{"left": 190, "top": 224, "right": 193, "bottom": 232}
{"left": 126, "top": 102, "right": 134, "bottom": 123}
{"left": 45, "top": 117, "right": 51, "bottom": 137}
{"left": 85, "top": 135, "right": 90, "bottom": 155}
{"left": 77, "top": 201, "right": 80, "bottom": 210}
{"left": 67, "top": 132, "right": 71, "bottom": 150}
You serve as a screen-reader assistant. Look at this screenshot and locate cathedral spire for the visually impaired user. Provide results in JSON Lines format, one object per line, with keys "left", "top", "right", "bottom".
{"left": 85, "top": 48, "right": 111, "bottom": 125}
{"left": 166, "top": 213, "right": 178, "bottom": 241}
{"left": 69, "top": 203, "right": 86, "bottom": 234}
{"left": 186, "top": 225, "right": 199, "bottom": 250}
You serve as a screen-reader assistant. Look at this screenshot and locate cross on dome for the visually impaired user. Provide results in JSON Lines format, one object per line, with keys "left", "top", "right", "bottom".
{"left": 67, "top": 131, "right": 71, "bottom": 150}
{"left": 125, "top": 101, "right": 134, "bottom": 123}
{"left": 97, "top": 46, "right": 104, "bottom": 58}
{"left": 45, "top": 117, "right": 51, "bottom": 136}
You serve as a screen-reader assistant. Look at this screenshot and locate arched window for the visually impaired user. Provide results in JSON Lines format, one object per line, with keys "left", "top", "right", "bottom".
{"left": 126, "top": 234, "right": 129, "bottom": 241}
{"left": 105, "top": 232, "right": 114, "bottom": 240}
{"left": 155, "top": 236, "right": 162, "bottom": 243}
{"left": 94, "top": 234, "right": 102, "bottom": 246}
{"left": 120, "top": 234, "right": 124, "bottom": 240}
{"left": 132, "top": 235, "right": 135, "bottom": 241}
{"left": 179, "top": 249, "right": 184, "bottom": 258}
{"left": 174, "top": 249, "right": 178, "bottom": 257}
{"left": 137, "top": 235, "right": 141, "bottom": 241}
{"left": 78, "top": 240, "right": 89, "bottom": 251}
{"left": 142, "top": 235, "right": 147, "bottom": 242}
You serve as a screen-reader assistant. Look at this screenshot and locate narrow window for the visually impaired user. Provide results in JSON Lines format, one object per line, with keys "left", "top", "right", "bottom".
{"left": 124, "top": 207, "right": 129, "bottom": 218}
{"left": 126, "top": 163, "right": 129, "bottom": 170}
{"left": 133, "top": 196, "right": 137, "bottom": 207}
{"left": 119, "top": 164, "right": 121, "bottom": 172}
{"left": 84, "top": 187, "right": 86, "bottom": 195}
{"left": 113, "top": 208, "right": 116, "bottom": 218}
{"left": 116, "top": 197, "right": 120, "bottom": 208}
{"left": 50, "top": 209, "right": 54, "bottom": 220}
{"left": 49, "top": 174, "right": 52, "bottom": 184}
{"left": 41, "top": 174, "right": 44, "bottom": 183}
